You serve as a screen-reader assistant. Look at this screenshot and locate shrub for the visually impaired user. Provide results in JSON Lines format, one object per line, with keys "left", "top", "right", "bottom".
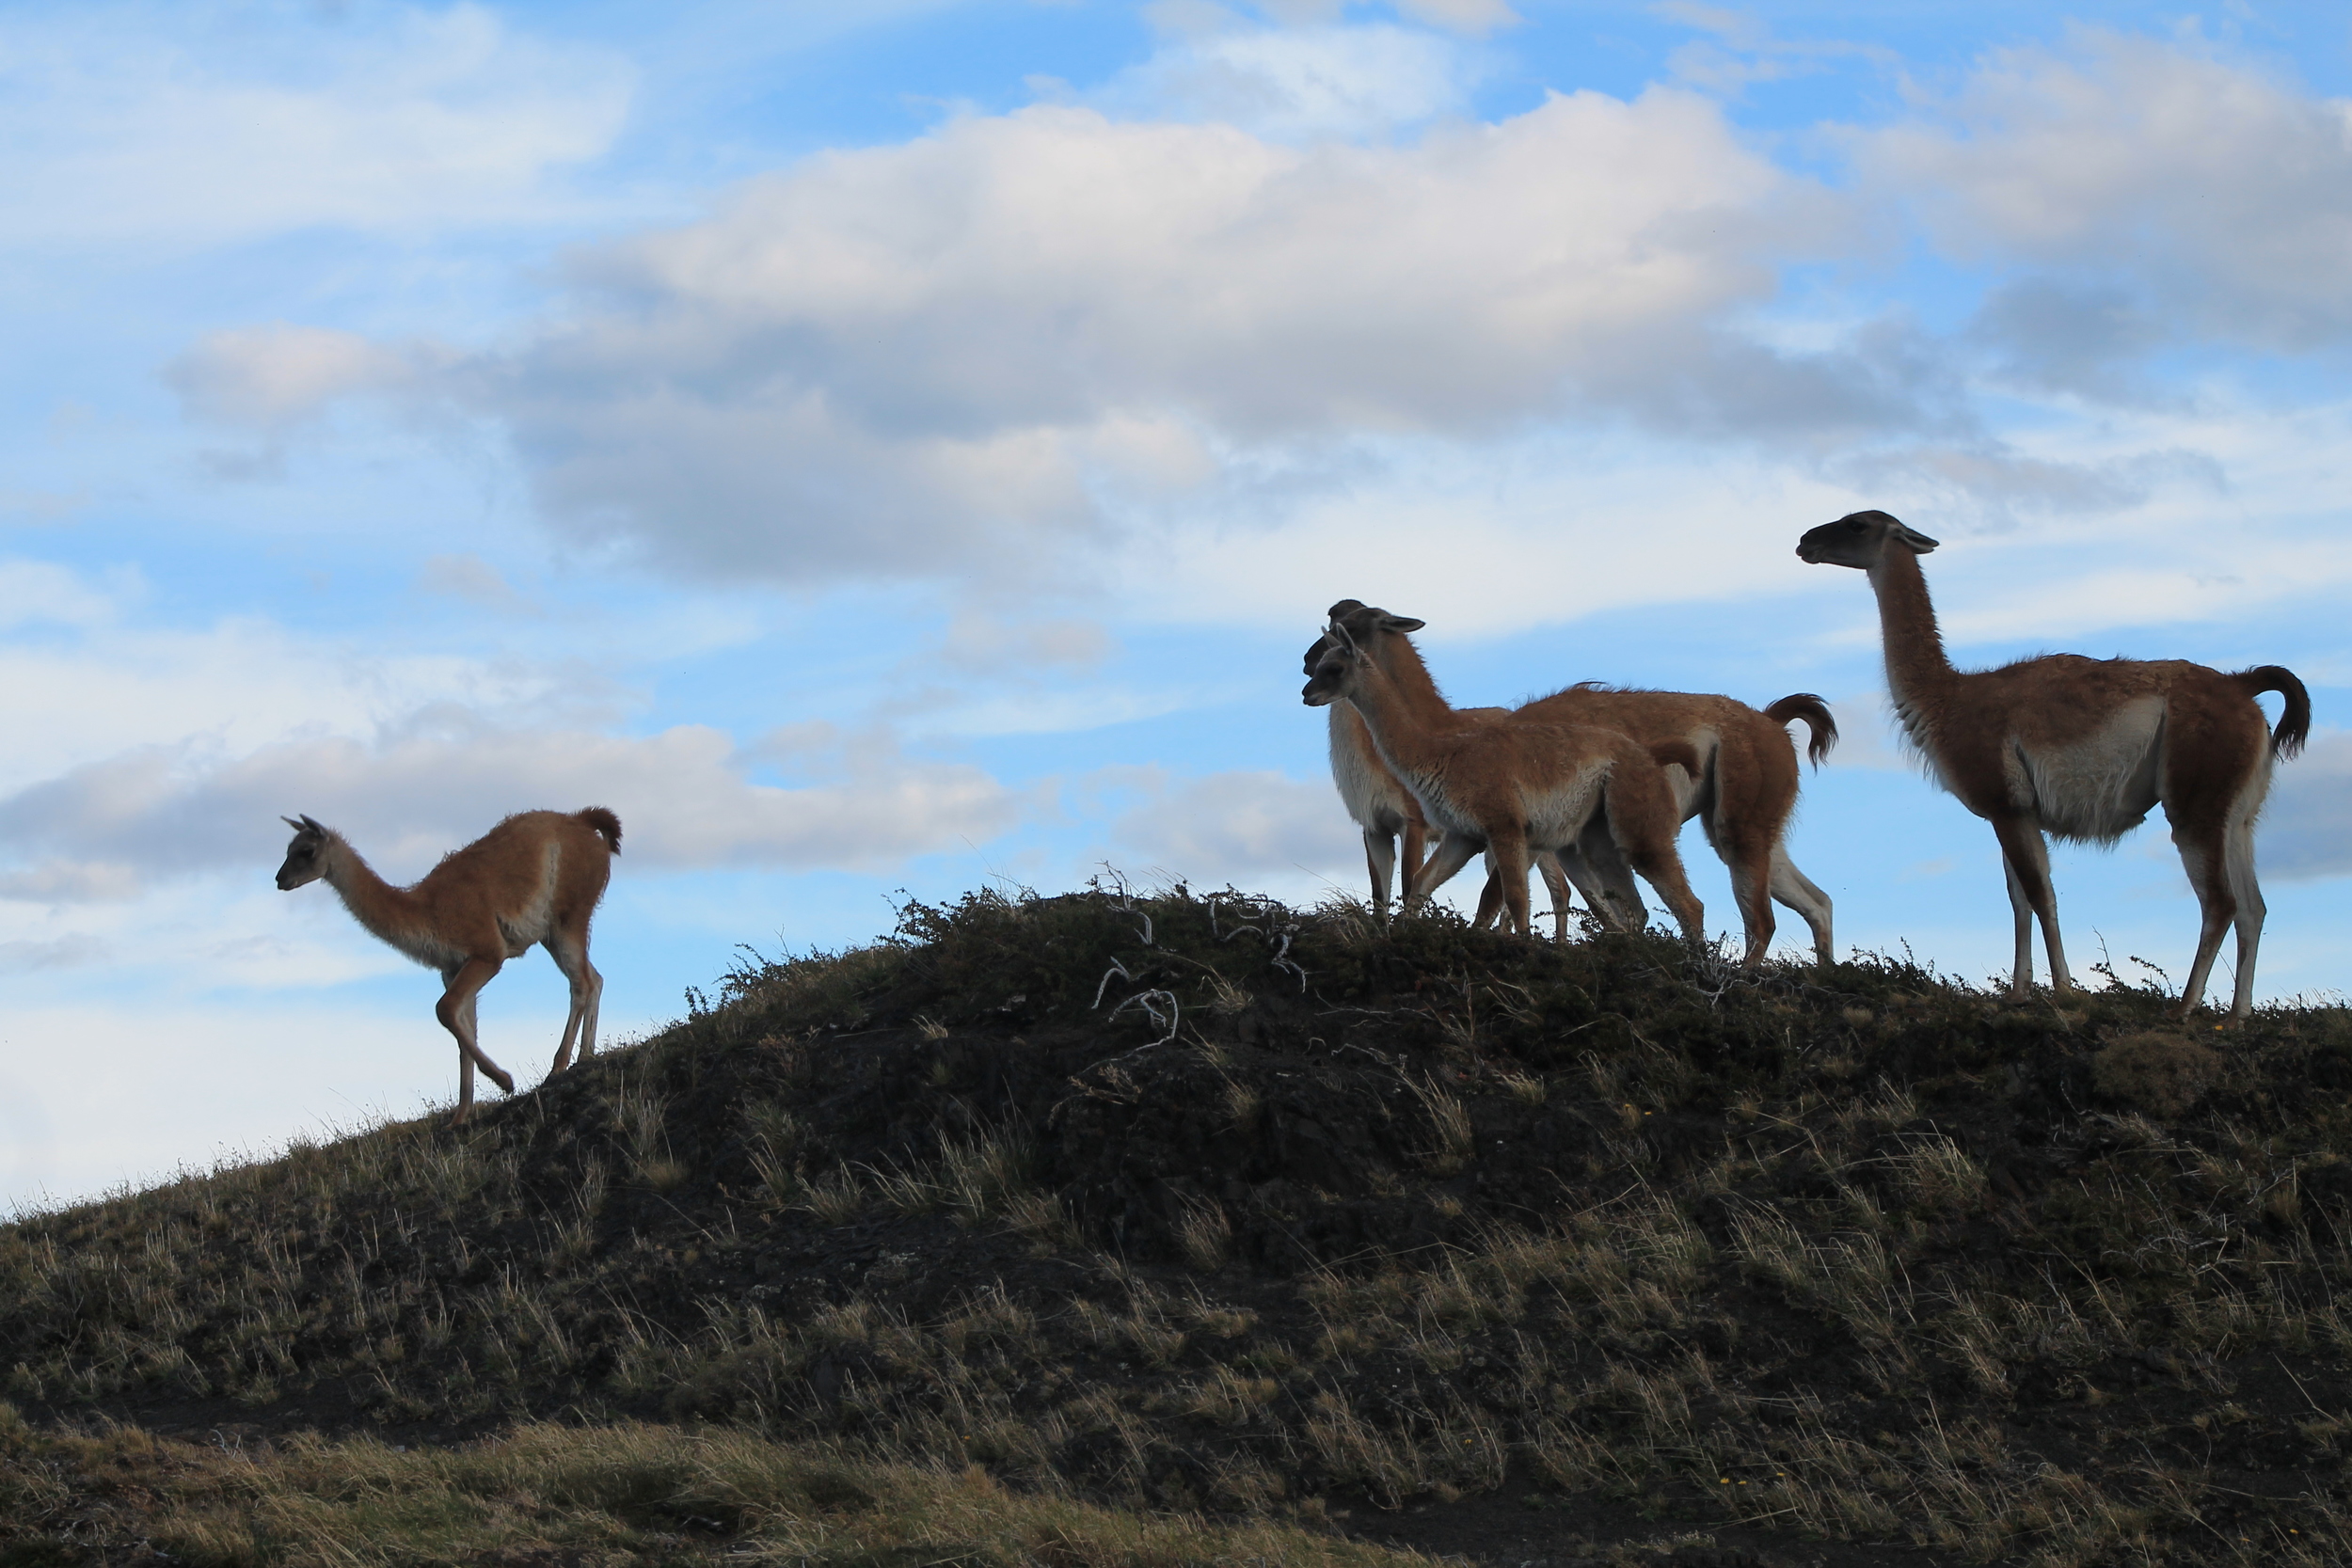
{"left": 2093, "top": 1029, "right": 2222, "bottom": 1117}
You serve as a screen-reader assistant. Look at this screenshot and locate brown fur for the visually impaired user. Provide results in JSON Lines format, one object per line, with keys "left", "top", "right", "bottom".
{"left": 1312, "top": 625, "right": 1580, "bottom": 932}
{"left": 1764, "top": 693, "right": 1839, "bottom": 767}
{"left": 1462, "top": 739, "right": 1700, "bottom": 940}
{"left": 1312, "top": 603, "right": 1836, "bottom": 966}
{"left": 1330, "top": 701, "right": 1583, "bottom": 938}
{"left": 276, "top": 807, "right": 620, "bottom": 1121}
{"left": 1517, "top": 685, "right": 1836, "bottom": 968}
{"left": 1799, "top": 509, "right": 2308, "bottom": 1019}
{"left": 1302, "top": 606, "right": 1705, "bottom": 944}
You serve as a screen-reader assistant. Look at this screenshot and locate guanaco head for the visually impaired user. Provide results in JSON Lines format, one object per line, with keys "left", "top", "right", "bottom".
{"left": 1300, "top": 599, "right": 1371, "bottom": 674}
{"left": 276, "top": 816, "right": 332, "bottom": 891}
{"left": 1301, "top": 602, "right": 1423, "bottom": 706}
{"left": 1797, "top": 510, "right": 1940, "bottom": 569}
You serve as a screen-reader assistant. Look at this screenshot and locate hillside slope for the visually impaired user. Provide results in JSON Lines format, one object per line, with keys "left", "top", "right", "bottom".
{"left": 7, "top": 883, "right": 2352, "bottom": 1565}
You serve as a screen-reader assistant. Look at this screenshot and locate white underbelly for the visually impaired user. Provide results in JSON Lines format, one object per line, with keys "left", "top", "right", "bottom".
{"left": 2012, "top": 695, "right": 2165, "bottom": 841}
{"left": 1415, "top": 783, "right": 1481, "bottom": 842}
{"left": 1519, "top": 766, "right": 1609, "bottom": 849}
{"left": 498, "top": 895, "right": 557, "bottom": 956}
{"left": 397, "top": 930, "right": 465, "bottom": 972}
{"left": 495, "top": 843, "right": 564, "bottom": 956}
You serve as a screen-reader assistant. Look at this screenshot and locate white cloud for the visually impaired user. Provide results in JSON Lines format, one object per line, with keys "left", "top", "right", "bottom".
{"left": 0, "top": 934, "right": 111, "bottom": 974}
{"left": 0, "top": 871, "right": 456, "bottom": 997}
{"left": 1655, "top": 4, "right": 1888, "bottom": 97}
{"left": 0, "top": 560, "right": 128, "bottom": 633}
{"left": 167, "top": 324, "right": 437, "bottom": 429}
{"left": 0, "top": 605, "right": 580, "bottom": 797}
{"left": 225, "top": 84, "right": 1855, "bottom": 587}
{"left": 1795, "top": 411, "right": 2352, "bottom": 654}
{"left": 343, "top": 32, "right": 2348, "bottom": 596}
{"left": 2260, "top": 730, "right": 2352, "bottom": 882}
{"left": 0, "top": 3, "right": 635, "bottom": 248}
{"left": 0, "top": 717, "right": 1027, "bottom": 896}
{"left": 416, "top": 552, "right": 532, "bottom": 610}
{"left": 1115, "top": 436, "right": 1865, "bottom": 636}
{"left": 0, "top": 863, "right": 142, "bottom": 905}
{"left": 1961, "top": 277, "right": 2169, "bottom": 402}
{"left": 1099, "top": 23, "right": 1486, "bottom": 139}
{"left": 1933, "top": 555, "right": 2352, "bottom": 646}
{"left": 554, "top": 91, "right": 1799, "bottom": 439}
{"left": 1113, "top": 767, "right": 1357, "bottom": 882}
{"left": 0, "top": 999, "right": 493, "bottom": 1215}
{"left": 930, "top": 612, "right": 1114, "bottom": 675}
{"left": 909, "top": 685, "right": 1224, "bottom": 740}
{"left": 0, "top": 558, "right": 1029, "bottom": 897}
{"left": 0, "top": 489, "right": 87, "bottom": 523}
{"left": 1391, "top": 0, "right": 1518, "bottom": 39}
{"left": 1858, "top": 29, "right": 2352, "bottom": 349}
{"left": 151, "top": 20, "right": 2352, "bottom": 628}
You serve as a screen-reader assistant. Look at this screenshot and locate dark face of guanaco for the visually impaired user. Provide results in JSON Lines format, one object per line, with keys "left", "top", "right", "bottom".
{"left": 275, "top": 816, "right": 329, "bottom": 891}
{"left": 1299, "top": 602, "right": 1423, "bottom": 707}
{"left": 1795, "top": 509, "right": 1940, "bottom": 570}
{"left": 1300, "top": 599, "right": 1373, "bottom": 675}
{"left": 1301, "top": 637, "right": 1355, "bottom": 707}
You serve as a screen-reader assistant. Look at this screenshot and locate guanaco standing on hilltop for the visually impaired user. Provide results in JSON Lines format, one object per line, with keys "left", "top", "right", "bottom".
{"left": 1303, "top": 603, "right": 1708, "bottom": 943}
{"left": 1311, "top": 601, "right": 1837, "bottom": 966}
{"left": 1798, "top": 510, "right": 2308, "bottom": 1019}
{"left": 276, "top": 808, "right": 621, "bottom": 1122}
{"left": 1312, "top": 642, "right": 1582, "bottom": 936}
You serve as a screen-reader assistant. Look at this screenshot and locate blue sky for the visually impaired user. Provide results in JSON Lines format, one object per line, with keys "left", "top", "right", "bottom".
{"left": 6, "top": 0, "right": 2352, "bottom": 1210}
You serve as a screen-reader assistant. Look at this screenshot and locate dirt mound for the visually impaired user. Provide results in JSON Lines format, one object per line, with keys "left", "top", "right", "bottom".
{"left": 8, "top": 882, "right": 2352, "bottom": 1565}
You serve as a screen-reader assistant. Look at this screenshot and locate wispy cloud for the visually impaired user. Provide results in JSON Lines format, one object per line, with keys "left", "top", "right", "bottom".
{"left": 180, "top": 80, "right": 1870, "bottom": 588}
{"left": 2259, "top": 731, "right": 2352, "bottom": 882}
{"left": 167, "top": 324, "right": 445, "bottom": 430}
{"left": 179, "top": 24, "right": 2352, "bottom": 610}
{"left": 1100, "top": 18, "right": 1491, "bottom": 138}
{"left": 1111, "top": 766, "right": 1357, "bottom": 883}
{"left": 0, "top": 3, "right": 635, "bottom": 249}
{"left": 0, "top": 717, "right": 1027, "bottom": 897}
{"left": 1854, "top": 28, "right": 2352, "bottom": 350}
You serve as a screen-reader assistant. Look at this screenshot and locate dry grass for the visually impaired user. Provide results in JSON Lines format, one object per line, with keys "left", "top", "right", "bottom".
{"left": 1174, "top": 1196, "right": 1232, "bottom": 1273}
{"left": 2096, "top": 1029, "right": 2225, "bottom": 1117}
{"left": 1406, "top": 1076, "right": 1474, "bottom": 1176}
{"left": 10, "top": 887, "right": 2352, "bottom": 1564}
{"left": 0, "top": 1408, "right": 1439, "bottom": 1568}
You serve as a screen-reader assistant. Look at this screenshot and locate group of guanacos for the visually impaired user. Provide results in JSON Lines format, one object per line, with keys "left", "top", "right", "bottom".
{"left": 271, "top": 509, "right": 2313, "bottom": 1124}
{"left": 1303, "top": 510, "right": 2310, "bottom": 1023}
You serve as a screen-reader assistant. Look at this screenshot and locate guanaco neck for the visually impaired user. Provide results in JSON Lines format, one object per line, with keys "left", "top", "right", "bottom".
{"left": 1338, "top": 633, "right": 1469, "bottom": 780}
{"left": 320, "top": 834, "right": 427, "bottom": 943}
{"left": 1327, "top": 701, "right": 1367, "bottom": 761}
{"left": 1866, "top": 546, "right": 1959, "bottom": 746}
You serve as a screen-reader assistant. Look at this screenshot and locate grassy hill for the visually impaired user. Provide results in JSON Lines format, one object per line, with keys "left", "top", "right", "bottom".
{"left": 7, "top": 882, "right": 2352, "bottom": 1566}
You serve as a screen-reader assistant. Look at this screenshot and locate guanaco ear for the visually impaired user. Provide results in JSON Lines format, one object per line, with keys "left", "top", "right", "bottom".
{"left": 1894, "top": 525, "right": 1939, "bottom": 553}
{"left": 299, "top": 814, "right": 325, "bottom": 833}
{"left": 1379, "top": 614, "right": 1425, "bottom": 634}
{"left": 282, "top": 816, "right": 307, "bottom": 832}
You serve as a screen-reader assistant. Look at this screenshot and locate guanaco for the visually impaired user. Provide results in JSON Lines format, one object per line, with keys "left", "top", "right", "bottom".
{"left": 1798, "top": 510, "right": 2307, "bottom": 1018}
{"left": 1302, "top": 605, "right": 1706, "bottom": 942}
{"left": 276, "top": 808, "right": 620, "bottom": 1120}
